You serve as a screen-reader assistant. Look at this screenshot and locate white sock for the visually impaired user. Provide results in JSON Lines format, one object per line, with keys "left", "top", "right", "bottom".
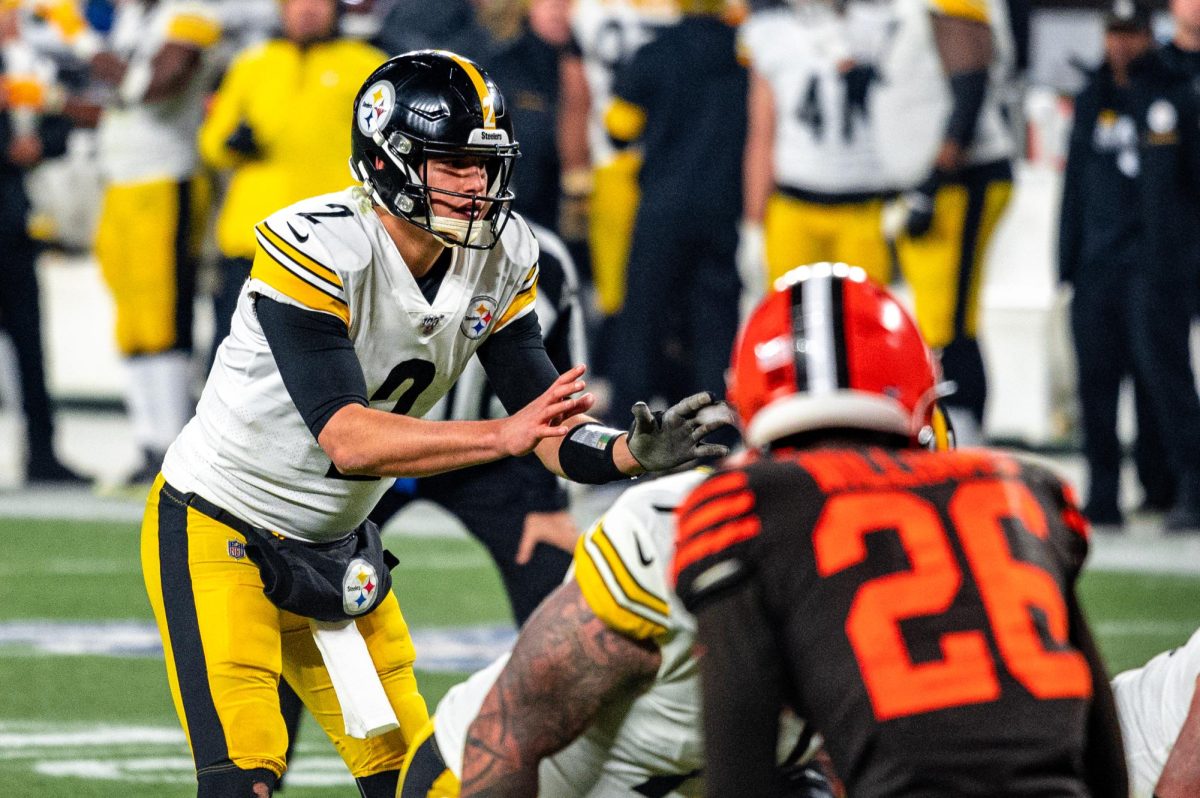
{"left": 126, "top": 352, "right": 195, "bottom": 454}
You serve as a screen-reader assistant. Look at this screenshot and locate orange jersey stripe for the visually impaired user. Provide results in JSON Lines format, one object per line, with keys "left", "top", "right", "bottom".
{"left": 677, "top": 490, "right": 755, "bottom": 545}
{"left": 673, "top": 514, "right": 762, "bottom": 581}
{"left": 678, "top": 471, "right": 749, "bottom": 519}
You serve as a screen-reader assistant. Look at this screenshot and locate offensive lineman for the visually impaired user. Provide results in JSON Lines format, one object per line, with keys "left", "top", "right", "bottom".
{"left": 674, "top": 265, "right": 1128, "bottom": 797}
{"left": 740, "top": 0, "right": 895, "bottom": 291}
{"left": 1113, "top": 629, "right": 1200, "bottom": 797}
{"left": 397, "top": 468, "right": 834, "bottom": 798}
{"left": 141, "top": 51, "right": 727, "bottom": 798}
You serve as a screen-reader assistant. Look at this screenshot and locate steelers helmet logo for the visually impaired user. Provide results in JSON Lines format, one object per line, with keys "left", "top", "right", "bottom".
{"left": 358, "top": 80, "right": 396, "bottom": 137}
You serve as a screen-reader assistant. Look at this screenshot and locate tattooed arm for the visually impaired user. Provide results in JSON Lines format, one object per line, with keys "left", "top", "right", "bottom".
{"left": 459, "top": 578, "right": 663, "bottom": 797}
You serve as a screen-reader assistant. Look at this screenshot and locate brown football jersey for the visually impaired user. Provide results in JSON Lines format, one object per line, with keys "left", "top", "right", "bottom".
{"left": 674, "top": 446, "right": 1096, "bottom": 797}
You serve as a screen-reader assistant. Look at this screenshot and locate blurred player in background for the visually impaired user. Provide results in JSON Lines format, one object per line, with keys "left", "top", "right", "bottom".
{"left": 198, "top": 0, "right": 385, "bottom": 366}
{"left": 603, "top": 0, "right": 746, "bottom": 429}
{"left": 566, "top": 0, "right": 676, "bottom": 321}
{"left": 878, "top": 0, "right": 1023, "bottom": 442}
{"left": 479, "top": 0, "right": 575, "bottom": 236}
{"left": 397, "top": 466, "right": 834, "bottom": 798}
{"left": 83, "top": 0, "right": 222, "bottom": 484}
{"left": 674, "top": 265, "right": 1127, "bottom": 797}
{"left": 740, "top": 0, "right": 893, "bottom": 298}
{"left": 1113, "top": 628, "right": 1200, "bottom": 798}
{"left": 0, "top": 0, "right": 87, "bottom": 483}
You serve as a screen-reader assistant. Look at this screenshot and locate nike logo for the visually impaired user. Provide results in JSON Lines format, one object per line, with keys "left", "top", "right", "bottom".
{"left": 634, "top": 535, "right": 654, "bottom": 567}
{"left": 287, "top": 221, "right": 310, "bottom": 242}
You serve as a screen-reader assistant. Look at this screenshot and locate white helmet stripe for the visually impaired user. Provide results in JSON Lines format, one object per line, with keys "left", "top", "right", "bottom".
{"left": 801, "top": 271, "right": 838, "bottom": 395}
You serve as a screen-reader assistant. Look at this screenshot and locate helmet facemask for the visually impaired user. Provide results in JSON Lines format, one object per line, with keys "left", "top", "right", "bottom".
{"left": 354, "top": 128, "right": 519, "bottom": 250}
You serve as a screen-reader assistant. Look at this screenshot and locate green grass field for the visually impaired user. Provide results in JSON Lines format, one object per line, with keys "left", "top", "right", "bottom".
{"left": 0, "top": 515, "right": 1196, "bottom": 796}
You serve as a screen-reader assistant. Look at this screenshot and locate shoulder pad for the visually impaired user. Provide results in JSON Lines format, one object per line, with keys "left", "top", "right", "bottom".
{"left": 571, "top": 472, "right": 711, "bottom": 641}
{"left": 261, "top": 192, "right": 373, "bottom": 276}
{"left": 249, "top": 192, "right": 372, "bottom": 325}
{"left": 498, "top": 213, "right": 540, "bottom": 274}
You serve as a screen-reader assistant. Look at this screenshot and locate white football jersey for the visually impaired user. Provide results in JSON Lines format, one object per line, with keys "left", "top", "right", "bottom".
{"left": 871, "top": 0, "right": 1016, "bottom": 187}
{"left": 97, "top": 0, "right": 221, "bottom": 183}
{"left": 433, "top": 469, "right": 709, "bottom": 797}
{"left": 162, "top": 188, "right": 541, "bottom": 542}
{"left": 741, "top": 2, "right": 892, "bottom": 195}
{"left": 571, "top": 0, "right": 678, "bottom": 166}
{"left": 1112, "top": 628, "right": 1200, "bottom": 798}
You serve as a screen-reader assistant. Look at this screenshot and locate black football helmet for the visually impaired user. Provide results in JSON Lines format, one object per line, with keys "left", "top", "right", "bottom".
{"left": 349, "top": 50, "right": 520, "bottom": 249}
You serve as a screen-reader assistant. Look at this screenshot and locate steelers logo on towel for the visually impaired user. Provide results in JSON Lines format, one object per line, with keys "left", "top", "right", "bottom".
{"left": 358, "top": 80, "right": 396, "bottom": 137}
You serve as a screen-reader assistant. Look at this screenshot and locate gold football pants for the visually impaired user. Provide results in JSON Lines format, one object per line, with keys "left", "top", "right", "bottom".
{"left": 764, "top": 190, "right": 890, "bottom": 287}
{"left": 95, "top": 176, "right": 208, "bottom": 356}
{"left": 397, "top": 719, "right": 461, "bottom": 797}
{"left": 895, "top": 162, "right": 1012, "bottom": 350}
{"left": 589, "top": 152, "right": 641, "bottom": 316}
{"left": 141, "top": 476, "right": 429, "bottom": 781}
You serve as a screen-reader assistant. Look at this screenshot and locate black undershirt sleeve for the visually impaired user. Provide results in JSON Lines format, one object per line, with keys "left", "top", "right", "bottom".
{"left": 254, "top": 295, "right": 368, "bottom": 439}
{"left": 476, "top": 311, "right": 561, "bottom": 415}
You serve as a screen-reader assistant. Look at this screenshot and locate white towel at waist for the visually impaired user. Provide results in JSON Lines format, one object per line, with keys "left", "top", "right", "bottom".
{"left": 309, "top": 619, "right": 400, "bottom": 739}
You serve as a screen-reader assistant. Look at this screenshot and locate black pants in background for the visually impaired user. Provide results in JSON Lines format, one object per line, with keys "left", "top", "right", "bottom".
{"left": 607, "top": 210, "right": 741, "bottom": 424}
{"left": 0, "top": 231, "right": 57, "bottom": 463}
{"left": 1071, "top": 275, "right": 1172, "bottom": 520}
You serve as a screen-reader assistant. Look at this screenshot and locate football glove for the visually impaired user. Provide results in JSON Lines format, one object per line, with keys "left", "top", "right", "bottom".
{"left": 883, "top": 171, "right": 942, "bottom": 241}
{"left": 226, "top": 122, "right": 263, "bottom": 159}
{"left": 626, "top": 392, "right": 733, "bottom": 472}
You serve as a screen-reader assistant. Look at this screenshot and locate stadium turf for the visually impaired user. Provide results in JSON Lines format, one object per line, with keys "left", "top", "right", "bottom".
{"left": 0, "top": 515, "right": 1195, "bottom": 795}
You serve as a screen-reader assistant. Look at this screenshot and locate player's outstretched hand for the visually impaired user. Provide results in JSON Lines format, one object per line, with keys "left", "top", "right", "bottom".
{"left": 626, "top": 392, "right": 733, "bottom": 472}
{"left": 500, "top": 365, "right": 595, "bottom": 458}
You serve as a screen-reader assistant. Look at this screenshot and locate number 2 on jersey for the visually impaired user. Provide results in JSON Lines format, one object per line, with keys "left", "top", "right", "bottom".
{"left": 326, "top": 358, "right": 436, "bottom": 481}
{"left": 813, "top": 480, "right": 1092, "bottom": 721}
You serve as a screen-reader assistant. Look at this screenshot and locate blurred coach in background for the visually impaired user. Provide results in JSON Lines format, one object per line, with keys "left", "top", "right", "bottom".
{"left": 198, "top": 0, "right": 384, "bottom": 364}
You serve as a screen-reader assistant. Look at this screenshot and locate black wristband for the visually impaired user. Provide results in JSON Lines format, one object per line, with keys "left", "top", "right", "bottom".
{"left": 945, "top": 70, "right": 989, "bottom": 149}
{"left": 558, "top": 423, "right": 627, "bottom": 484}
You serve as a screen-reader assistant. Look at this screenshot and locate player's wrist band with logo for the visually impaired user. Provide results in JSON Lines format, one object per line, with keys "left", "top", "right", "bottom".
{"left": 558, "top": 423, "right": 627, "bottom": 484}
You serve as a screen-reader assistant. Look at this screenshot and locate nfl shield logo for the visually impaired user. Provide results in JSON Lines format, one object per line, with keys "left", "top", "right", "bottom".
{"left": 419, "top": 314, "right": 444, "bottom": 335}
{"left": 227, "top": 540, "right": 246, "bottom": 560}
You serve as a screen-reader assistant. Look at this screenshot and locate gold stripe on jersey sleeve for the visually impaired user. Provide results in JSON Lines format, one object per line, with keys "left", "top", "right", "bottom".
{"left": 592, "top": 526, "right": 670, "bottom": 617}
{"left": 605, "top": 98, "right": 647, "bottom": 144}
{"left": 257, "top": 222, "right": 343, "bottom": 289}
{"left": 166, "top": 13, "right": 221, "bottom": 48}
{"left": 444, "top": 51, "right": 496, "bottom": 129}
{"left": 251, "top": 247, "right": 351, "bottom": 327}
{"left": 929, "top": 0, "right": 990, "bottom": 23}
{"left": 519, "top": 262, "right": 539, "bottom": 290}
{"left": 493, "top": 279, "right": 538, "bottom": 331}
{"left": 574, "top": 533, "right": 669, "bottom": 641}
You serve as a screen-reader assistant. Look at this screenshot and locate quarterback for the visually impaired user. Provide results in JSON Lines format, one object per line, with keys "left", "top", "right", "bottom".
{"left": 397, "top": 469, "right": 834, "bottom": 798}
{"left": 141, "top": 51, "right": 727, "bottom": 798}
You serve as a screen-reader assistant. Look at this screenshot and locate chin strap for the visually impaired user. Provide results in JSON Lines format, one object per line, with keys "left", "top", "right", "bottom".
{"left": 429, "top": 214, "right": 490, "bottom": 247}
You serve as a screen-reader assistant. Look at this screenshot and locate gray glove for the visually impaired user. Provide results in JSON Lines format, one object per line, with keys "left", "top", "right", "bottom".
{"left": 626, "top": 391, "right": 733, "bottom": 472}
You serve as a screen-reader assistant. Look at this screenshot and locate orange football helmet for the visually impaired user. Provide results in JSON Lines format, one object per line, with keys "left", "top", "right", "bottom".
{"left": 728, "top": 263, "right": 949, "bottom": 449}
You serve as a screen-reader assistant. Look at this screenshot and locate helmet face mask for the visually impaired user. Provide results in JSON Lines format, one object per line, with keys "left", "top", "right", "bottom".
{"left": 728, "top": 263, "right": 950, "bottom": 451}
{"left": 349, "top": 50, "right": 520, "bottom": 250}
